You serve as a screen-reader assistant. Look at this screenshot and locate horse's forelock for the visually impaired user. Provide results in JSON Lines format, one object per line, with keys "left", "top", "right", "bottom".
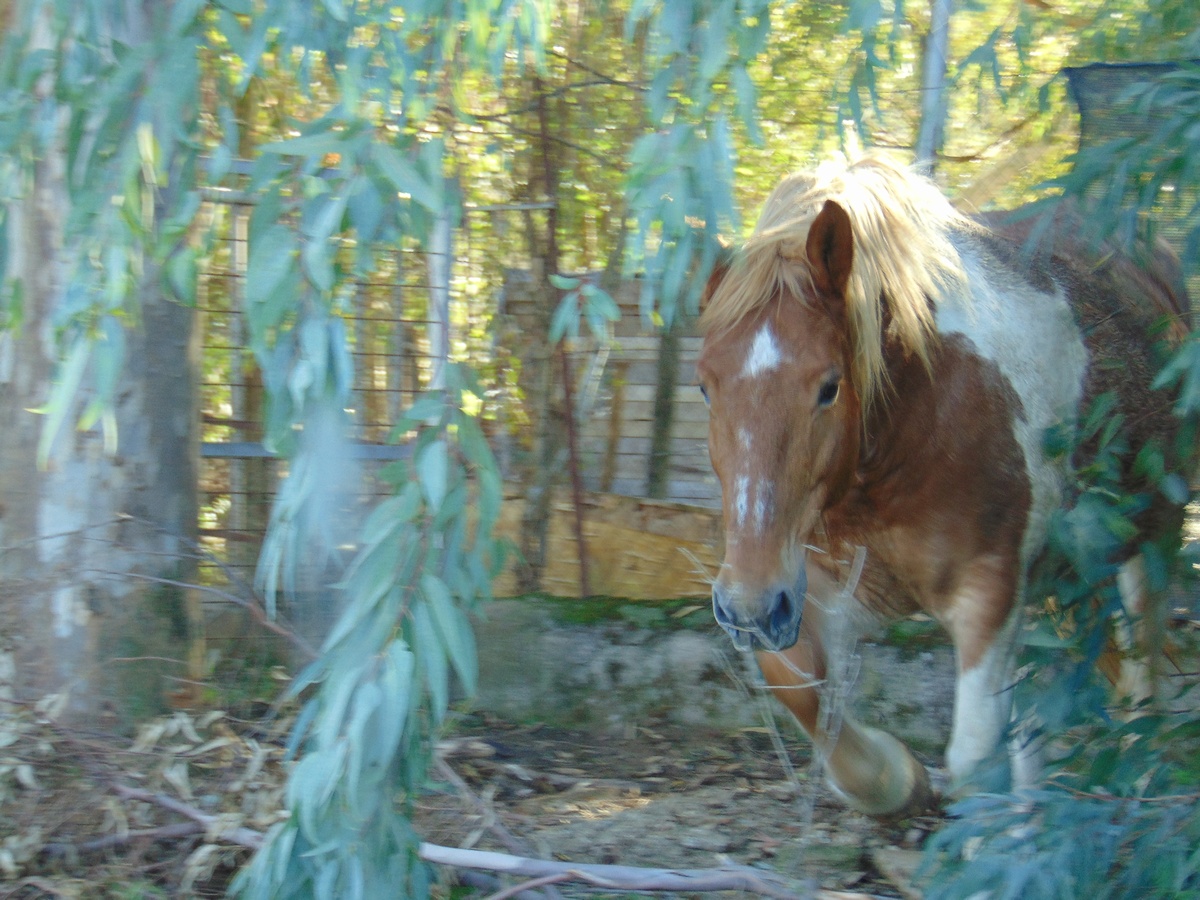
{"left": 700, "top": 155, "right": 973, "bottom": 417}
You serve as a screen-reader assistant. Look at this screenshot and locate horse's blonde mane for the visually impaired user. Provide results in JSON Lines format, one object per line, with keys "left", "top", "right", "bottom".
{"left": 702, "top": 154, "right": 975, "bottom": 415}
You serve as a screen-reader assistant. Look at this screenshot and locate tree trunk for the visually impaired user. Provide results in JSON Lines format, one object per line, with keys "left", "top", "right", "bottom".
{"left": 915, "top": 0, "right": 952, "bottom": 173}
{"left": 0, "top": 0, "right": 200, "bottom": 725}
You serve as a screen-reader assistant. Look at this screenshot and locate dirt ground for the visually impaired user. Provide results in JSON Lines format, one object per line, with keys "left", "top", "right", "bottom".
{"left": 0, "top": 698, "right": 936, "bottom": 899}
{"left": 424, "top": 711, "right": 936, "bottom": 898}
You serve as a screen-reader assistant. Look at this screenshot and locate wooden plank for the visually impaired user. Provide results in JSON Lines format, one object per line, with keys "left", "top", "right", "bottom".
{"left": 617, "top": 401, "right": 711, "bottom": 424}
{"left": 581, "top": 418, "right": 710, "bottom": 441}
{"left": 494, "top": 491, "right": 723, "bottom": 598}
{"left": 577, "top": 438, "right": 708, "bottom": 465}
{"left": 616, "top": 384, "right": 710, "bottom": 404}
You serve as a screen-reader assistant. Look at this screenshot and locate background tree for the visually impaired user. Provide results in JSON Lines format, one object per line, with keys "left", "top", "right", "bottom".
{"left": 0, "top": 0, "right": 206, "bottom": 722}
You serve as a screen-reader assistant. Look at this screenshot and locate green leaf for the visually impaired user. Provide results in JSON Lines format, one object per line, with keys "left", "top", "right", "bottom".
{"left": 420, "top": 573, "right": 477, "bottom": 696}
{"left": 454, "top": 413, "right": 496, "bottom": 473}
{"left": 261, "top": 130, "right": 345, "bottom": 159}
{"left": 548, "top": 291, "right": 579, "bottom": 343}
{"left": 416, "top": 438, "right": 449, "bottom": 508}
{"left": 548, "top": 273, "right": 579, "bottom": 290}
{"left": 1160, "top": 472, "right": 1190, "bottom": 505}
{"left": 302, "top": 238, "right": 335, "bottom": 292}
{"left": 322, "top": 0, "right": 349, "bottom": 22}
{"left": 581, "top": 283, "right": 620, "bottom": 340}
{"left": 1021, "top": 624, "right": 1072, "bottom": 648}
{"left": 246, "top": 224, "right": 297, "bottom": 307}
{"left": 412, "top": 602, "right": 449, "bottom": 722}
{"left": 166, "top": 247, "right": 198, "bottom": 305}
{"left": 317, "top": 659, "right": 367, "bottom": 748}
{"left": 375, "top": 640, "right": 414, "bottom": 765}
{"left": 372, "top": 143, "right": 442, "bottom": 213}
{"left": 348, "top": 177, "right": 384, "bottom": 244}
{"left": 343, "top": 681, "right": 382, "bottom": 794}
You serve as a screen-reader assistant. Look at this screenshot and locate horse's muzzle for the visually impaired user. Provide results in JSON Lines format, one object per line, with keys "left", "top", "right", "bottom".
{"left": 711, "top": 572, "right": 806, "bottom": 652}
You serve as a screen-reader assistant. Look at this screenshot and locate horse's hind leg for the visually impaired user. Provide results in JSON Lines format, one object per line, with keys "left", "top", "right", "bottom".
{"left": 757, "top": 600, "right": 934, "bottom": 817}
{"left": 1115, "top": 555, "right": 1156, "bottom": 711}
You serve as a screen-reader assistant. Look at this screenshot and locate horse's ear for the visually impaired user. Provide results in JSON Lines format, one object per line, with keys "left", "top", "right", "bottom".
{"left": 805, "top": 199, "right": 854, "bottom": 298}
{"left": 698, "top": 246, "right": 733, "bottom": 312}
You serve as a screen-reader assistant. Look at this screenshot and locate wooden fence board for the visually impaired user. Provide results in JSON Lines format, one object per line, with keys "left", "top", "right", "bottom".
{"left": 504, "top": 273, "right": 721, "bottom": 508}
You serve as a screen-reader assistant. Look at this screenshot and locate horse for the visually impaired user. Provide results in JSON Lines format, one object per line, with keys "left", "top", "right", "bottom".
{"left": 696, "top": 154, "right": 1189, "bottom": 818}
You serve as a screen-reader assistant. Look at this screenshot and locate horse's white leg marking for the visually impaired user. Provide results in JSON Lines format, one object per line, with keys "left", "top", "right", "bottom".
{"left": 938, "top": 247, "right": 1091, "bottom": 792}
{"left": 741, "top": 324, "right": 784, "bottom": 378}
{"left": 946, "top": 611, "right": 1021, "bottom": 788}
{"left": 1116, "top": 555, "right": 1154, "bottom": 710}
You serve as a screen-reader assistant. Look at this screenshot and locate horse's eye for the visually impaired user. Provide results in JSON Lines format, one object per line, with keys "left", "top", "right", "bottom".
{"left": 817, "top": 378, "right": 840, "bottom": 408}
{"left": 699, "top": 384, "right": 710, "bottom": 407}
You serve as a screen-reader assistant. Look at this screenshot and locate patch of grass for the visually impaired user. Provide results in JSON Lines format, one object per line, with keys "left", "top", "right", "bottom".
{"left": 883, "top": 615, "right": 947, "bottom": 657}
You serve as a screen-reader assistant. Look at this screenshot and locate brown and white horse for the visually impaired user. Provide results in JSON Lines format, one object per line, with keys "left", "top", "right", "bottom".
{"left": 697, "top": 155, "right": 1188, "bottom": 817}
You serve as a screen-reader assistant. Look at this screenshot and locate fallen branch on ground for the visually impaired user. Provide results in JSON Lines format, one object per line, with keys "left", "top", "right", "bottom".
{"left": 111, "top": 783, "right": 264, "bottom": 850}
{"left": 107, "top": 783, "right": 885, "bottom": 899}
{"left": 44, "top": 822, "right": 202, "bottom": 857}
{"left": 419, "top": 843, "right": 885, "bottom": 900}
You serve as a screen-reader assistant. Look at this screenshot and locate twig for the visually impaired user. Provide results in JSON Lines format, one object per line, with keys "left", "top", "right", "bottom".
{"left": 483, "top": 872, "right": 577, "bottom": 900}
{"left": 111, "top": 783, "right": 263, "bottom": 850}
{"left": 1044, "top": 775, "right": 1200, "bottom": 804}
{"left": 433, "top": 757, "right": 566, "bottom": 900}
{"left": 44, "top": 822, "right": 202, "bottom": 857}
{"left": 474, "top": 758, "right": 646, "bottom": 793}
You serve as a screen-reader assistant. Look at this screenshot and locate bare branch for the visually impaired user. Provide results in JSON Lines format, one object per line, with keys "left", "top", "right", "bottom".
{"left": 44, "top": 822, "right": 202, "bottom": 857}
{"left": 419, "top": 842, "right": 815, "bottom": 900}
{"left": 110, "top": 784, "right": 264, "bottom": 851}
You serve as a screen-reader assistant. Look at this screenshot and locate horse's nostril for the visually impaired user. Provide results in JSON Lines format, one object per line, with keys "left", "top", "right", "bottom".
{"left": 771, "top": 589, "right": 793, "bottom": 631}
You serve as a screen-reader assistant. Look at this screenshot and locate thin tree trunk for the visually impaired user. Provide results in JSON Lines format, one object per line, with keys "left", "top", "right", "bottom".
{"left": 915, "top": 0, "right": 953, "bottom": 173}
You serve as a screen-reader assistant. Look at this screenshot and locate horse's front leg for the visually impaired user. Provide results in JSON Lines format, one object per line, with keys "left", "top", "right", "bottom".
{"left": 757, "top": 599, "right": 934, "bottom": 818}
{"left": 940, "top": 568, "right": 1032, "bottom": 792}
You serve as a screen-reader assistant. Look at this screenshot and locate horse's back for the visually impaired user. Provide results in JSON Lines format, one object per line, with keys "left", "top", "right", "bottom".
{"left": 976, "top": 203, "right": 1191, "bottom": 538}
{"left": 977, "top": 202, "right": 1191, "bottom": 333}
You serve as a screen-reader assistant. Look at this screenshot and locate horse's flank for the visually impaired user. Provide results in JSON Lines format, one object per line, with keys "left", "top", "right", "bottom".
{"left": 700, "top": 155, "right": 978, "bottom": 417}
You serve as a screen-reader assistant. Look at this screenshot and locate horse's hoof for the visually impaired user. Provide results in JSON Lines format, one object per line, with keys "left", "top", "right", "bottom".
{"left": 886, "top": 763, "right": 940, "bottom": 820}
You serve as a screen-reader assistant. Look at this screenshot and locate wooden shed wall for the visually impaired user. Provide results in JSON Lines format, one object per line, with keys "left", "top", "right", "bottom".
{"left": 499, "top": 272, "right": 720, "bottom": 510}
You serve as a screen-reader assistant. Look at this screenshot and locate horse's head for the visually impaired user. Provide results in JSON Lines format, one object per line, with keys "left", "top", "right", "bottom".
{"left": 698, "top": 200, "right": 862, "bottom": 651}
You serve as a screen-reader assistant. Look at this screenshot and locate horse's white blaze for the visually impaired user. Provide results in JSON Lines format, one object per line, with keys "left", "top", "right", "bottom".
{"left": 741, "top": 324, "right": 784, "bottom": 378}
{"left": 734, "top": 474, "right": 751, "bottom": 528}
{"left": 938, "top": 244, "right": 1089, "bottom": 564}
{"left": 753, "top": 480, "right": 774, "bottom": 532}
